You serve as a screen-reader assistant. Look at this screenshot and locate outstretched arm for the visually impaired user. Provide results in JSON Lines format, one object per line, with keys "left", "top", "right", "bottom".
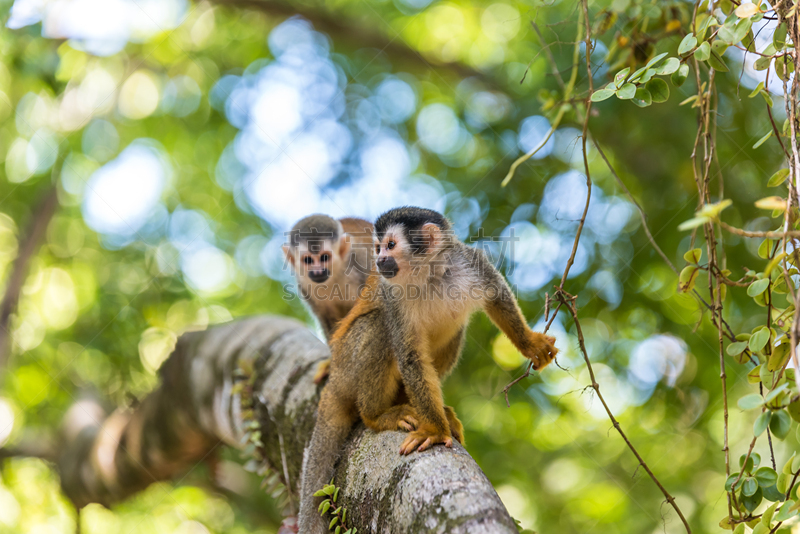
{"left": 475, "top": 251, "right": 558, "bottom": 370}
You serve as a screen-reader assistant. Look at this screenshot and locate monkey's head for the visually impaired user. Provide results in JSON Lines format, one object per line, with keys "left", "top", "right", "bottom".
{"left": 283, "top": 214, "right": 350, "bottom": 284}
{"left": 374, "top": 207, "right": 453, "bottom": 282}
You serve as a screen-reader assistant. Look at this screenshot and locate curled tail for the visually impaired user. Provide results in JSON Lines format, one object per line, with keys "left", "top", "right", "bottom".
{"left": 299, "top": 388, "right": 356, "bottom": 533}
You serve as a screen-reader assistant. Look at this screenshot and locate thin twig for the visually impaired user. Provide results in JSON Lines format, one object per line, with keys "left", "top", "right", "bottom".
{"left": 0, "top": 185, "right": 59, "bottom": 367}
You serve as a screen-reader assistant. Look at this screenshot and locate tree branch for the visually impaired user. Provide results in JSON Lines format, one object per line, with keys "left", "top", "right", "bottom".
{"left": 56, "top": 316, "right": 516, "bottom": 532}
{"left": 0, "top": 186, "right": 59, "bottom": 367}
{"left": 212, "top": 0, "right": 496, "bottom": 85}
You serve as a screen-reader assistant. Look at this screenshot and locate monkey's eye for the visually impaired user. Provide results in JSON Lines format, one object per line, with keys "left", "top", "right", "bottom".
{"left": 320, "top": 254, "right": 330, "bottom": 263}
{"left": 388, "top": 240, "right": 396, "bottom": 250}
{"left": 303, "top": 256, "right": 314, "bottom": 265}
{"left": 375, "top": 245, "right": 380, "bottom": 254}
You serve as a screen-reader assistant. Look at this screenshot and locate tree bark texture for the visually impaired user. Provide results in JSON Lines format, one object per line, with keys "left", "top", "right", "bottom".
{"left": 57, "top": 316, "right": 517, "bottom": 533}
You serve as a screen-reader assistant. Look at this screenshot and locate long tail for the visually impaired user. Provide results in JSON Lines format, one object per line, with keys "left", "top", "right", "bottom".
{"left": 298, "top": 392, "right": 355, "bottom": 533}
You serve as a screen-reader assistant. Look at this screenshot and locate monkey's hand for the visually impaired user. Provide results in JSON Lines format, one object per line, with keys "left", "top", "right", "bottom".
{"left": 524, "top": 331, "right": 558, "bottom": 370}
{"left": 444, "top": 406, "right": 465, "bottom": 445}
{"left": 312, "top": 358, "right": 331, "bottom": 384}
{"left": 399, "top": 424, "right": 453, "bottom": 455}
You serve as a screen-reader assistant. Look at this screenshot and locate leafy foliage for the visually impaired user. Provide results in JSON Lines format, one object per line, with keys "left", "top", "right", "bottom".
{"left": 2, "top": 0, "right": 800, "bottom": 532}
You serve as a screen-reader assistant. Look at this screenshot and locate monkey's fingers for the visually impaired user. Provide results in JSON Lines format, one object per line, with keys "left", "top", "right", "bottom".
{"left": 399, "top": 436, "right": 425, "bottom": 455}
{"left": 398, "top": 414, "right": 418, "bottom": 432}
{"left": 418, "top": 435, "right": 454, "bottom": 452}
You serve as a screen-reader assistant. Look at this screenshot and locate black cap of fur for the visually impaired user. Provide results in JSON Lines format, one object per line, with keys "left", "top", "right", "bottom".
{"left": 375, "top": 207, "right": 451, "bottom": 254}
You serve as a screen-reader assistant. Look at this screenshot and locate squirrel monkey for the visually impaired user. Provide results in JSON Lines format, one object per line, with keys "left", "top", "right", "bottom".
{"left": 283, "top": 214, "right": 373, "bottom": 383}
{"left": 298, "top": 207, "right": 558, "bottom": 533}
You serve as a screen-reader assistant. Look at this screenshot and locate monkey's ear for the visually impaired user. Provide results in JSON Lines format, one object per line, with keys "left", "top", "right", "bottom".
{"left": 339, "top": 234, "right": 351, "bottom": 257}
{"left": 421, "top": 223, "right": 442, "bottom": 252}
{"left": 282, "top": 244, "right": 293, "bottom": 263}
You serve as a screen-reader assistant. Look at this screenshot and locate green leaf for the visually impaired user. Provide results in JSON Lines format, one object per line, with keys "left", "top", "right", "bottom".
{"left": 683, "top": 248, "right": 702, "bottom": 263}
{"left": 616, "top": 83, "right": 636, "bottom": 99}
{"left": 329, "top": 516, "right": 339, "bottom": 529}
{"left": 320, "top": 501, "right": 331, "bottom": 515}
{"left": 741, "top": 486, "right": 763, "bottom": 512}
{"left": 678, "top": 33, "right": 697, "bottom": 55}
{"left": 678, "top": 266, "right": 699, "bottom": 292}
{"left": 632, "top": 87, "right": 652, "bottom": 107}
{"left": 628, "top": 66, "right": 648, "bottom": 83}
{"left": 776, "top": 56, "right": 794, "bottom": 82}
{"left": 672, "top": 63, "right": 689, "bottom": 87}
{"left": 726, "top": 472, "right": 743, "bottom": 491}
{"left": 708, "top": 50, "right": 729, "bottom": 72}
{"left": 788, "top": 398, "right": 800, "bottom": 423}
{"left": 748, "top": 365, "right": 762, "bottom": 383}
{"left": 774, "top": 23, "right": 788, "bottom": 49}
{"left": 712, "top": 39, "right": 730, "bottom": 56}
{"left": 768, "top": 169, "right": 790, "bottom": 187}
{"left": 614, "top": 67, "right": 631, "bottom": 85}
{"left": 591, "top": 89, "right": 615, "bottom": 102}
{"left": 761, "top": 362, "right": 780, "bottom": 389}
{"left": 765, "top": 383, "right": 789, "bottom": 403}
{"left": 770, "top": 409, "right": 792, "bottom": 439}
{"left": 727, "top": 341, "right": 749, "bottom": 356}
{"left": 739, "top": 393, "right": 765, "bottom": 410}
{"left": 733, "top": 18, "right": 753, "bottom": 42}
{"left": 645, "top": 78, "right": 669, "bottom": 103}
{"left": 765, "top": 251, "right": 788, "bottom": 277}
{"left": 694, "top": 41, "right": 711, "bottom": 61}
{"left": 775, "top": 501, "right": 798, "bottom": 522}
{"left": 735, "top": 2, "right": 759, "bottom": 18}
{"left": 698, "top": 199, "right": 732, "bottom": 218}
{"left": 742, "top": 28, "right": 755, "bottom": 51}
{"left": 783, "top": 453, "right": 795, "bottom": 474}
{"left": 678, "top": 216, "right": 709, "bottom": 231}
{"left": 749, "top": 327, "right": 770, "bottom": 353}
{"left": 758, "top": 238, "right": 774, "bottom": 259}
{"left": 718, "top": 22, "right": 737, "bottom": 43}
{"left": 753, "top": 130, "right": 773, "bottom": 149}
{"left": 754, "top": 55, "right": 772, "bottom": 71}
{"left": 743, "top": 476, "right": 758, "bottom": 496}
{"left": 740, "top": 453, "right": 756, "bottom": 472}
{"left": 755, "top": 466, "right": 778, "bottom": 487}
{"left": 645, "top": 52, "right": 669, "bottom": 69}
{"left": 778, "top": 473, "right": 789, "bottom": 493}
{"left": 749, "top": 81, "right": 765, "bottom": 98}
{"left": 752, "top": 452, "right": 762, "bottom": 469}
{"left": 754, "top": 411, "right": 771, "bottom": 436}
{"left": 747, "top": 278, "right": 770, "bottom": 297}
{"left": 639, "top": 68, "right": 656, "bottom": 84}
{"left": 657, "top": 57, "right": 680, "bottom": 75}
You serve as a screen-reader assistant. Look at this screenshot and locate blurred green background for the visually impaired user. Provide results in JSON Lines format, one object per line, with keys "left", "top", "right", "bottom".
{"left": 0, "top": 0, "right": 792, "bottom": 532}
